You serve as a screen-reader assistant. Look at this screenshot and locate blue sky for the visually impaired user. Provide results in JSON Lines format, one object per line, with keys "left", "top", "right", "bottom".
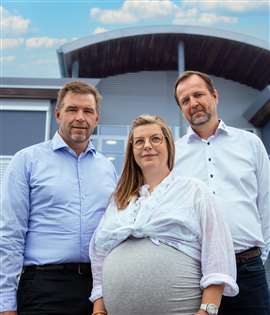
{"left": 1, "top": 0, "right": 269, "bottom": 78}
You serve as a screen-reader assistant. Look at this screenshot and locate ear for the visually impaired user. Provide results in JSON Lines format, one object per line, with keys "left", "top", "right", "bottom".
{"left": 213, "top": 89, "right": 219, "bottom": 104}
{"left": 55, "top": 108, "right": 61, "bottom": 124}
{"left": 94, "top": 112, "right": 99, "bottom": 127}
{"left": 178, "top": 104, "right": 183, "bottom": 112}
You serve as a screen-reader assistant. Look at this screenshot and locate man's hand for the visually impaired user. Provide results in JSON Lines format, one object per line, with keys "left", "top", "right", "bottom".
{"left": 0, "top": 312, "right": 17, "bottom": 315}
{"left": 195, "top": 310, "right": 208, "bottom": 315}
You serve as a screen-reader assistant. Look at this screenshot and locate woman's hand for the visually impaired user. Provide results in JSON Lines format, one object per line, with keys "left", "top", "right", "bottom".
{"left": 92, "top": 297, "right": 107, "bottom": 315}
{"left": 195, "top": 310, "right": 207, "bottom": 315}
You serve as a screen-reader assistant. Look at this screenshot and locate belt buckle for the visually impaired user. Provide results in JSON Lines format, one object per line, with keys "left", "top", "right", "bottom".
{"left": 78, "top": 264, "right": 83, "bottom": 275}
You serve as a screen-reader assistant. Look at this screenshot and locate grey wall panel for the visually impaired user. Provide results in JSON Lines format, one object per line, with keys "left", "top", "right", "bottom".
{"left": 0, "top": 111, "right": 46, "bottom": 155}
{"left": 212, "top": 75, "right": 260, "bottom": 129}
{"left": 50, "top": 101, "right": 58, "bottom": 137}
{"left": 96, "top": 71, "right": 261, "bottom": 135}
{"left": 262, "top": 121, "right": 270, "bottom": 155}
{"left": 97, "top": 71, "right": 181, "bottom": 126}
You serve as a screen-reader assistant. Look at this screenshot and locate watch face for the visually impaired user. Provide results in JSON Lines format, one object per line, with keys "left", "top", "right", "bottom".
{"left": 207, "top": 304, "right": 218, "bottom": 314}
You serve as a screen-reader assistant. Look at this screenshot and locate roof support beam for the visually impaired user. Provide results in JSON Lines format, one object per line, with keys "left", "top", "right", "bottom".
{"left": 177, "top": 41, "right": 187, "bottom": 136}
{"left": 178, "top": 41, "right": 185, "bottom": 75}
{"left": 71, "top": 60, "right": 79, "bottom": 77}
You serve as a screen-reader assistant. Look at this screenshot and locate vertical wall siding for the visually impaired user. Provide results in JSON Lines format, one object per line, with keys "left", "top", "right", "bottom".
{"left": 262, "top": 121, "right": 270, "bottom": 155}
{"left": 97, "top": 71, "right": 261, "bottom": 132}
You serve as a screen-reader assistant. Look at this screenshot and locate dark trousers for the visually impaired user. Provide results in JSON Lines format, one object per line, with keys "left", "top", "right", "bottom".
{"left": 17, "top": 268, "right": 93, "bottom": 315}
{"left": 219, "top": 256, "right": 270, "bottom": 315}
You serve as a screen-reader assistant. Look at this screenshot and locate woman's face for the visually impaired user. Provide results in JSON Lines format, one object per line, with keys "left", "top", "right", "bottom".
{"left": 132, "top": 124, "right": 169, "bottom": 174}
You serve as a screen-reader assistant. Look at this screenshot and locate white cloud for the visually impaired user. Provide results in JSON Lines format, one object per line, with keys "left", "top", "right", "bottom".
{"left": 0, "top": 55, "right": 16, "bottom": 62}
{"left": 1, "top": 38, "right": 24, "bottom": 49}
{"left": 181, "top": 0, "right": 268, "bottom": 13}
{"left": 90, "top": 0, "right": 176, "bottom": 24}
{"left": 25, "top": 37, "right": 68, "bottom": 48}
{"left": 90, "top": 7, "right": 137, "bottom": 24}
{"left": 93, "top": 27, "right": 108, "bottom": 34}
{"left": 0, "top": 6, "right": 30, "bottom": 35}
{"left": 90, "top": 0, "right": 240, "bottom": 27}
{"left": 173, "top": 8, "right": 238, "bottom": 25}
{"left": 199, "top": 13, "right": 238, "bottom": 24}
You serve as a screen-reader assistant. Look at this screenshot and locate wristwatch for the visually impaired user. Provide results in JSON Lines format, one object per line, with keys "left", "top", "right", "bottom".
{"left": 200, "top": 303, "right": 219, "bottom": 315}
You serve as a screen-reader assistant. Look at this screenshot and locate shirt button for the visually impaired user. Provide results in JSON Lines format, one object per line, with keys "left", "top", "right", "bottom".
{"left": 207, "top": 142, "right": 210, "bottom": 145}
{"left": 213, "top": 191, "right": 216, "bottom": 195}
{"left": 208, "top": 158, "right": 211, "bottom": 161}
{"left": 210, "top": 174, "right": 214, "bottom": 178}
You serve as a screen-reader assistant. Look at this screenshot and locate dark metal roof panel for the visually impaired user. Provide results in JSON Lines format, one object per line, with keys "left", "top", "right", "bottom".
{"left": 57, "top": 25, "right": 270, "bottom": 90}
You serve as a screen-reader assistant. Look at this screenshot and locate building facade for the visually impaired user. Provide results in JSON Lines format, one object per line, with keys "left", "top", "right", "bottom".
{"left": 1, "top": 25, "right": 270, "bottom": 281}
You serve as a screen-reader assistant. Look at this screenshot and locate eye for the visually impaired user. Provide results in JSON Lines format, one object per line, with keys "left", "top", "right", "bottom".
{"left": 134, "top": 138, "right": 145, "bottom": 146}
{"left": 151, "top": 135, "right": 162, "bottom": 144}
{"left": 181, "top": 98, "right": 189, "bottom": 106}
{"left": 66, "top": 108, "right": 77, "bottom": 112}
{"left": 84, "top": 108, "right": 95, "bottom": 114}
{"left": 194, "top": 92, "right": 204, "bottom": 98}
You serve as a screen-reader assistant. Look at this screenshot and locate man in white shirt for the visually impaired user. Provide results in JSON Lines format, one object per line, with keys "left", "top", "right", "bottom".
{"left": 173, "top": 70, "right": 270, "bottom": 315}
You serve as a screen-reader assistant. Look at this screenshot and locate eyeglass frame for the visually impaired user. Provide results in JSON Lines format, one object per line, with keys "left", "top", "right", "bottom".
{"left": 131, "top": 133, "right": 165, "bottom": 149}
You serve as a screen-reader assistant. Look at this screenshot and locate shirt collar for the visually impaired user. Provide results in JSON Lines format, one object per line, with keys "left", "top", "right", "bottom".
{"left": 139, "top": 172, "right": 174, "bottom": 198}
{"left": 186, "top": 119, "right": 230, "bottom": 143}
{"left": 51, "top": 132, "right": 96, "bottom": 155}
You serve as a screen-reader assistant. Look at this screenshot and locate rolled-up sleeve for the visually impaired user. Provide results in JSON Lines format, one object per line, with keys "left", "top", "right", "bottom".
{"left": 196, "top": 187, "right": 239, "bottom": 297}
{"left": 254, "top": 138, "right": 270, "bottom": 263}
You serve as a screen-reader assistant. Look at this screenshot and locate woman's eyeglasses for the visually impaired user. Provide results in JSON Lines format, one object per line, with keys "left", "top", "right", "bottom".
{"left": 132, "top": 134, "right": 164, "bottom": 149}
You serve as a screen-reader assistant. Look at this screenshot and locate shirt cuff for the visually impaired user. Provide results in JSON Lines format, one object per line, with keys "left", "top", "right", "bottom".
{"left": 261, "top": 247, "right": 270, "bottom": 264}
{"left": 90, "top": 285, "right": 103, "bottom": 303}
{"left": 200, "top": 273, "right": 239, "bottom": 297}
{"left": 0, "top": 291, "right": 17, "bottom": 312}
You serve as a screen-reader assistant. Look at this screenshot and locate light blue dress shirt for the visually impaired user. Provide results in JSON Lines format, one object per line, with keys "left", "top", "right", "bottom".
{"left": 0, "top": 132, "right": 117, "bottom": 312}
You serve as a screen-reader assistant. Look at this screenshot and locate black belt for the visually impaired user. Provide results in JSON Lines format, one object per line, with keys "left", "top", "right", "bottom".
{"left": 23, "top": 263, "right": 91, "bottom": 275}
{"left": 235, "top": 247, "right": 261, "bottom": 264}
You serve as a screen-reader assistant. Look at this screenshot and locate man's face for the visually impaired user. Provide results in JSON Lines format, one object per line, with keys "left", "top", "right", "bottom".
{"left": 55, "top": 92, "right": 99, "bottom": 153}
{"left": 175, "top": 75, "right": 218, "bottom": 127}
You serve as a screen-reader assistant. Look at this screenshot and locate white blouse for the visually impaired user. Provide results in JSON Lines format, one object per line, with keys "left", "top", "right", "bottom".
{"left": 89, "top": 173, "right": 239, "bottom": 302}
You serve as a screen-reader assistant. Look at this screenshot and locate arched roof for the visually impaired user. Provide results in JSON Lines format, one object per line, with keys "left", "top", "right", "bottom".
{"left": 57, "top": 25, "right": 270, "bottom": 90}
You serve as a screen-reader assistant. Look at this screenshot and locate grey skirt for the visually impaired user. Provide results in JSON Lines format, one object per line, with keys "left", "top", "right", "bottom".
{"left": 103, "top": 237, "right": 202, "bottom": 315}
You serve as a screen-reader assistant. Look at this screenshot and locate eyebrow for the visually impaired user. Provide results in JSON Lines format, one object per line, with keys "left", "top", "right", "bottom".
{"left": 133, "top": 133, "right": 162, "bottom": 139}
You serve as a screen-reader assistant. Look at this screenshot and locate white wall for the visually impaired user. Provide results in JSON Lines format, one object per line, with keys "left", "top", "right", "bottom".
{"left": 212, "top": 75, "right": 260, "bottom": 130}
{"left": 97, "top": 71, "right": 180, "bottom": 127}
{"left": 262, "top": 121, "right": 270, "bottom": 155}
{"left": 97, "top": 71, "right": 261, "bottom": 134}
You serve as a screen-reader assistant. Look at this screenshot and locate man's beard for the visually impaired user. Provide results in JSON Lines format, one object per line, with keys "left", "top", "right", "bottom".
{"left": 190, "top": 110, "right": 211, "bottom": 126}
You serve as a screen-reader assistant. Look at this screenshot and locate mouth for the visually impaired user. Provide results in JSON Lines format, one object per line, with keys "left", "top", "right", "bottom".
{"left": 141, "top": 154, "right": 158, "bottom": 158}
{"left": 72, "top": 126, "right": 88, "bottom": 130}
{"left": 191, "top": 109, "right": 205, "bottom": 115}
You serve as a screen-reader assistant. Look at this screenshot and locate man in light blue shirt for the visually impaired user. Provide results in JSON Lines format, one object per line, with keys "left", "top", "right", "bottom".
{"left": 174, "top": 70, "right": 270, "bottom": 315}
{"left": 1, "top": 81, "right": 117, "bottom": 315}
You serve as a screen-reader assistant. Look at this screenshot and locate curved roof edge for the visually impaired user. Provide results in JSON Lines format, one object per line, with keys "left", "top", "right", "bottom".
{"left": 58, "top": 25, "right": 269, "bottom": 55}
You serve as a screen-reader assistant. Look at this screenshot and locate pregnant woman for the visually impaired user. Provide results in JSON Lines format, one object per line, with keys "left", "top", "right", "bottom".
{"left": 90, "top": 115, "right": 238, "bottom": 315}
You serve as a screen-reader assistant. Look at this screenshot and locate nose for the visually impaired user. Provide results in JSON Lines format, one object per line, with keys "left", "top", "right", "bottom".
{"left": 143, "top": 138, "right": 152, "bottom": 149}
{"left": 189, "top": 96, "right": 199, "bottom": 108}
{"left": 75, "top": 110, "right": 85, "bottom": 121}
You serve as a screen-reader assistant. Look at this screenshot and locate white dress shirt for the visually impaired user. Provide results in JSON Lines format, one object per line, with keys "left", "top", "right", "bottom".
{"left": 174, "top": 120, "right": 270, "bottom": 263}
{"left": 89, "top": 173, "right": 239, "bottom": 302}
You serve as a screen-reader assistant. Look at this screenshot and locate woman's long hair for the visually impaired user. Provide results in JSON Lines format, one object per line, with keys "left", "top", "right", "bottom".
{"left": 114, "top": 114, "right": 175, "bottom": 209}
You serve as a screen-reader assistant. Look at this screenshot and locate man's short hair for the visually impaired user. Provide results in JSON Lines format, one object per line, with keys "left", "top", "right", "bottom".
{"left": 56, "top": 81, "right": 102, "bottom": 113}
{"left": 174, "top": 70, "right": 215, "bottom": 107}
